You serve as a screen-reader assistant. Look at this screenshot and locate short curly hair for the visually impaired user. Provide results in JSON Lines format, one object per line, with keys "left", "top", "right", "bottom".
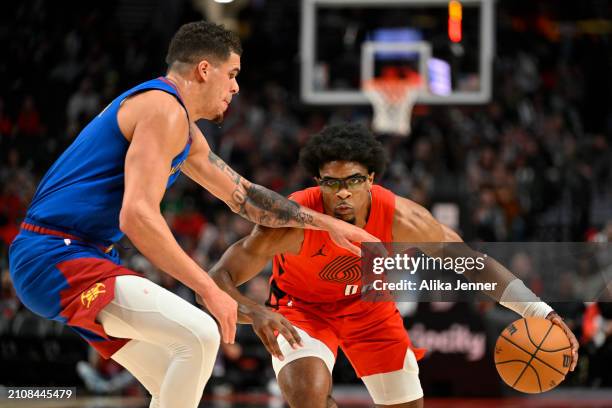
{"left": 166, "top": 21, "right": 242, "bottom": 67}
{"left": 299, "top": 123, "right": 387, "bottom": 178}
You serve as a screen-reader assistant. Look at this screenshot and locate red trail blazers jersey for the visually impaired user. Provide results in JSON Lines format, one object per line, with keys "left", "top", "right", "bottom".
{"left": 271, "top": 184, "right": 394, "bottom": 304}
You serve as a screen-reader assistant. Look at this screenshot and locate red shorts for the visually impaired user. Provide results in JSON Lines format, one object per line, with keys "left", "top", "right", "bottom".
{"left": 10, "top": 225, "right": 141, "bottom": 359}
{"left": 277, "top": 296, "right": 425, "bottom": 377}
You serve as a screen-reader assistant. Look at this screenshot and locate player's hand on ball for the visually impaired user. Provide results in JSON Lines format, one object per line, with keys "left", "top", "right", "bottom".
{"left": 199, "top": 287, "right": 238, "bottom": 344}
{"left": 328, "top": 219, "right": 381, "bottom": 257}
{"left": 546, "top": 311, "right": 579, "bottom": 371}
{"left": 250, "top": 306, "right": 302, "bottom": 361}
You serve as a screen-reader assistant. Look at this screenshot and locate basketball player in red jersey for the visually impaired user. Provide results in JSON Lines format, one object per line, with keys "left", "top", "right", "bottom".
{"left": 209, "top": 124, "right": 578, "bottom": 407}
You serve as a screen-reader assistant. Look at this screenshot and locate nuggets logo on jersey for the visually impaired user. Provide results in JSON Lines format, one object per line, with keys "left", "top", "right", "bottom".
{"left": 81, "top": 282, "right": 106, "bottom": 308}
{"left": 169, "top": 160, "right": 185, "bottom": 176}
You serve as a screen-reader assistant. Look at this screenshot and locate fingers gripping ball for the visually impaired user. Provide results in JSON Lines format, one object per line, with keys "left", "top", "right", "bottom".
{"left": 495, "top": 317, "right": 572, "bottom": 393}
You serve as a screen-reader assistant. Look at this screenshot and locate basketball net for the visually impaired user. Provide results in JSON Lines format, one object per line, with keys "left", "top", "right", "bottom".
{"left": 363, "top": 69, "right": 423, "bottom": 137}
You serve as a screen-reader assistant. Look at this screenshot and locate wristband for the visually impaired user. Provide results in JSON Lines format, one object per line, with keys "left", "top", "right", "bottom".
{"left": 499, "top": 279, "right": 554, "bottom": 319}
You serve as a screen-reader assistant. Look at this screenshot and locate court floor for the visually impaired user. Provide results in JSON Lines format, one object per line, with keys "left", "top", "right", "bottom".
{"left": 1, "top": 389, "right": 612, "bottom": 408}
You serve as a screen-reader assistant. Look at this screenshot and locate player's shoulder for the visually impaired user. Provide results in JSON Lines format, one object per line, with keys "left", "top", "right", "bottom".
{"left": 118, "top": 90, "right": 188, "bottom": 141}
{"left": 393, "top": 195, "right": 443, "bottom": 242}
{"left": 125, "top": 89, "right": 186, "bottom": 118}
{"left": 247, "top": 225, "right": 303, "bottom": 255}
{"left": 372, "top": 184, "right": 396, "bottom": 211}
{"left": 394, "top": 195, "right": 430, "bottom": 219}
{"left": 289, "top": 186, "right": 319, "bottom": 202}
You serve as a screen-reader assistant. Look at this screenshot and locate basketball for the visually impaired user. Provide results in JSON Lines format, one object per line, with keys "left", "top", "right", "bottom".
{"left": 495, "top": 317, "right": 572, "bottom": 393}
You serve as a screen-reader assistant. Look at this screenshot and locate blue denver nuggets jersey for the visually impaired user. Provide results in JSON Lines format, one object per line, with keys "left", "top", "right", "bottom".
{"left": 26, "top": 77, "right": 192, "bottom": 244}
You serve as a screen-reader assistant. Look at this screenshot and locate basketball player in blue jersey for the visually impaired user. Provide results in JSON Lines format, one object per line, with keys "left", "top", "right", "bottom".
{"left": 8, "top": 22, "right": 378, "bottom": 408}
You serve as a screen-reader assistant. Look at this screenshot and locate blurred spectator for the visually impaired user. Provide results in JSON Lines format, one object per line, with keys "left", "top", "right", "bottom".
{"left": 473, "top": 186, "right": 508, "bottom": 241}
{"left": 76, "top": 347, "right": 138, "bottom": 395}
{"left": 583, "top": 303, "right": 612, "bottom": 387}
{"left": 509, "top": 252, "right": 543, "bottom": 296}
{"left": 0, "top": 98, "right": 14, "bottom": 140}
{"left": 215, "top": 276, "right": 275, "bottom": 391}
{"left": 1, "top": 268, "right": 19, "bottom": 321}
{"left": 66, "top": 77, "right": 101, "bottom": 132}
{"left": 0, "top": 181, "right": 27, "bottom": 246}
{"left": 592, "top": 220, "right": 612, "bottom": 243}
{"left": 16, "top": 95, "right": 42, "bottom": 138}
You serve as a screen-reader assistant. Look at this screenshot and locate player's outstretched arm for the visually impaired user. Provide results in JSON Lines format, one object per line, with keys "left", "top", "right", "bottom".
{"left": 182, "top": 125, "right": 378, "bottom": 256}
{"left": 207, "top": 226, "right": 304, "bottom": 359}
{"left": 393, "top": 196, "right": 515, "bottom": 299}
{"left": 393, "top": 195, "right": 578, "bottom": 370}
{"left": 118, "top": 91, "right": 236, "bottom": 344}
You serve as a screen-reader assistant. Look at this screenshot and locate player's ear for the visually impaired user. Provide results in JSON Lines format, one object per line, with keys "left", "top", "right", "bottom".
{"left": 196, "top": 60, "right": 212, "bottom": 82}
{"left": 368, "top": 172, "right": 375, "bottom": 186}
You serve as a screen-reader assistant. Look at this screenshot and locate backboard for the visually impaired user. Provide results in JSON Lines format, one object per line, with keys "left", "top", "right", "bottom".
{"left": 300, "top": 0, "right": 495, "bottom": 105}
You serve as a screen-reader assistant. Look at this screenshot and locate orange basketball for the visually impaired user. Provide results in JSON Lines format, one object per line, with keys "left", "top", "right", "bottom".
{"left": 494, "top": 317, "right": 572, "bottom": 393}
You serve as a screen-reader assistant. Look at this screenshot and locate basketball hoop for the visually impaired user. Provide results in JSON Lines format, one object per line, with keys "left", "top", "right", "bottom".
{"left": 363, "top": 72, "right": 423, "bottom": 137}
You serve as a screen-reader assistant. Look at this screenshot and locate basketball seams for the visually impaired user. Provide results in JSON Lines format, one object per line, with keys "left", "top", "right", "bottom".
{"left": 495, "top": 359, "right": 529, "bottom": 366}
{"left": 525, "top": 317, "right": 571, "bottom": 353}
{"left": 511, "top": 321, "right": 554, "bottom": 388}
{"left": 537, "top": 345, "right": 572, "bottom": 353}
{"left": 499, "top": 335, "right": 566, "bottom": 376}
{"left": 500, "top": 335, "right": 533, "bottom": 357}
{"left": 497, "top": 318, "right": 571, "bottom": 393}
{"left": 524, "top": 362, "right": 542, "bottom": 392}
{"left": 524, "top": 317, "right": 541, "bottom": 348}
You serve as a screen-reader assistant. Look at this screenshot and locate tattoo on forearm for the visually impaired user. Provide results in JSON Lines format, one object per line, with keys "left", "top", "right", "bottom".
{"left": 208, "top": 151, "right": 241, "bottom": 184}
{"left": 231, "top": 183, "right": 315, "bottom": 227}
{"left": 208, "top": 151, "right": 315, "bottom": 227}
{"left": 244, "top": 185, "right": 315, "bottom": 227}
{"left": 231, "top": 188, "right": 247, "bottom": 215}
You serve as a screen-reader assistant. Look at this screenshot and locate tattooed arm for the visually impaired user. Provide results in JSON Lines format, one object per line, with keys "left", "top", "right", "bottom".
{"left": 203, "top": 151, "right": 315, "bottom": 227}
{"left": 182, "top": 125, "right": 321, "bottom": 228}
{"left": 182, "top": 125, "right": 378, "bottom": 254}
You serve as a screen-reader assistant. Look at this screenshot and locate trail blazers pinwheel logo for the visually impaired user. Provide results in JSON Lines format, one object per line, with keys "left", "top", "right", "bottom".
{"left": 318, "top": 256, "right": 362, "bottom": 284}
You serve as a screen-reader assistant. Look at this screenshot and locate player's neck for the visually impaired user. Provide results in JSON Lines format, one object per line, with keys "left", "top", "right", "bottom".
{"left": 356, "top": 196, "right": 372, "bottom": 228}
{"left": 164, "top": 72, "right": 198, "bottom": 121}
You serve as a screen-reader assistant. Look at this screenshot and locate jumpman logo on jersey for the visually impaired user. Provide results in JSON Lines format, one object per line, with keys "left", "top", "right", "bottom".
{"left": 311, "top": 244, "right": 327, "bottom": 257}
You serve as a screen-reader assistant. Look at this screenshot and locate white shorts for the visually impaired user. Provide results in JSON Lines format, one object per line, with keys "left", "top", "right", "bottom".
{"left": 271, "top": 326, "right": 424, "bottom": 405}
